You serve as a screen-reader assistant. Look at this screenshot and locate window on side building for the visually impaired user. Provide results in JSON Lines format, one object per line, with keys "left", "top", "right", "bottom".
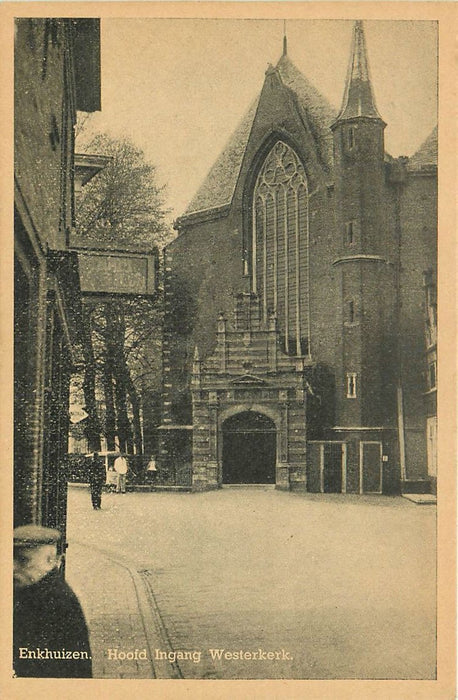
{"left": 346, "top": 221, "right": 355, "bottom": 245}
{"left": 346, "top": 372, "right": 357, "bottom": 398}
{"left": 428, "top": 360, "right": 437, "bottom": 390}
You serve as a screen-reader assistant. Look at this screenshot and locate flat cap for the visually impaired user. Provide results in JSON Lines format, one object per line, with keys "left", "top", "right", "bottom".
{"left": 13, "top": 525, "right": 61, "bottom": 547}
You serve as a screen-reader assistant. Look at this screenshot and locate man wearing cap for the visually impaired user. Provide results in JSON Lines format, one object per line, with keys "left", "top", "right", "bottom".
{"left": 13, "top": 525, "right": 92, "bottom": 678}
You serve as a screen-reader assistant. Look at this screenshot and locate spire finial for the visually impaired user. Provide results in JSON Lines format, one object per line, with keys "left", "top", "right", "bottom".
{"left": 335, "top": 19, "right": 383, "bottom": 123}
{"left": 283, "top": 20, "right": 287, "bottom": 56}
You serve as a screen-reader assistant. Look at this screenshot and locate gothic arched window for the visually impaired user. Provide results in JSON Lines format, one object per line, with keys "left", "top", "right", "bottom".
{"left": 252, "top": 141, "right": 310, "bottom": 356}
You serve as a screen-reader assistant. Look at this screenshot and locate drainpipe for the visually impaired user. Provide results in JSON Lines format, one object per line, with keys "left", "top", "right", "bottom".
{"left": 394, "top": 162, "right": 408, "bottom": 483}
{"left": 397, "top": 385, "right": 407, "bottom": 481}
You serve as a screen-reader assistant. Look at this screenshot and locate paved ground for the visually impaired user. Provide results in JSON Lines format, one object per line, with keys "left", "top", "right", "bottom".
{"left": 66, "top": 540, "right": 154, "bottom": 679}
{"left": 66, "top": 485, "right": 436, "bottom": 680}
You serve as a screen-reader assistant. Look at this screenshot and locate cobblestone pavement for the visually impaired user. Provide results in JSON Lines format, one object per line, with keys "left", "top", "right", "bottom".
{"left": 66, "top": 540, "right": 155, "bottom": 679}
{"left": 66, "top": 485, "right": 436, "bottom": 680}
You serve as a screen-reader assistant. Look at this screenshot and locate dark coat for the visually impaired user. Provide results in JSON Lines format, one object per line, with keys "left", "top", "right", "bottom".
{"left": 88, "top": 455, "right": 106, "bottom": 488}
{"left": 13, "top": 568, "right": 92, "bottom": 678}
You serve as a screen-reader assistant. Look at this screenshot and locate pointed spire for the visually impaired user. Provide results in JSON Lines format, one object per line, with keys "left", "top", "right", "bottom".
{"left": 283, "top": 20, "right": 288, "bottom": 56}
{"left": 336, "top": 20, "right": 383, "bottom": 122}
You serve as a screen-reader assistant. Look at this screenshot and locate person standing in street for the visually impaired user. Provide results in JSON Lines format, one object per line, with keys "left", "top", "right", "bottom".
{"left": 114, "top": 453, "right": 128, "bottom": 494}
{"left": 88, "top": 451, "right": 106, "bottom": 509}
{"left": 146, "top": 455, "right": 157, "bottom": 485}
{"left": 13, "top": 525, "right": 92, "bottom": 678}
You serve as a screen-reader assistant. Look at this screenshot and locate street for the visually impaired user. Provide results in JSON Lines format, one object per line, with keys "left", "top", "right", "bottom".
{"left": 66, "top": 485, "right": 436, "bottom": 680}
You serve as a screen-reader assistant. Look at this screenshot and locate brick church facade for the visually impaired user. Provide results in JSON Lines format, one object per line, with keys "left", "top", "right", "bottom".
{"left": 160, "top": 22, "right": 437, "bottom": 494}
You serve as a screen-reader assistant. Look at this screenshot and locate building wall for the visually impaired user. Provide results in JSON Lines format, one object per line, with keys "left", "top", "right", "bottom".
{"left": 14, "top": 225, "right": 46, "bottom": 525}
{"left": 14, "top": 18, "right": 100, "bottom": 535}
{"left": 399, "top": 171, "right": 437, "bottom": 479}
{"left": 163, "top": 210, "right": 246, "bottom": 424}
{"left": 14, "top": 20, "right": 76, "bottom": 527}
{"left": 15, "top": 20, "right": 73, "bottom": 251}
{"left": 399, "top": 171, "right": 437, "bottom": 421}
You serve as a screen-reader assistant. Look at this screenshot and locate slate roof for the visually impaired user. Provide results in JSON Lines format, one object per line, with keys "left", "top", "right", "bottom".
{"left": 183, "top": 54, "right": 337, "bottom": 219}
{"left": 276, "top": 54, "right": 336, "bottom": 170}
{"left": 336, "top": 20, "right": 382, "bottom": 122}
{"left": 408, "top": 125, "right": 437, "bottom": 170}
{"left": 184, "top": 96, "right": 260, "bottom": 217}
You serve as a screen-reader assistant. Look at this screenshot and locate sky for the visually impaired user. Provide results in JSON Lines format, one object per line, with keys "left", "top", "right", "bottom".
{"left": 77, "top": 19, "right": 438, "bottom": 223}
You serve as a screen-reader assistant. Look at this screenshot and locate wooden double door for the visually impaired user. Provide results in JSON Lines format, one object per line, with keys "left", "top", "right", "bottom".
{"left": 222, "top": 412, "right": 276, "bottom": 484}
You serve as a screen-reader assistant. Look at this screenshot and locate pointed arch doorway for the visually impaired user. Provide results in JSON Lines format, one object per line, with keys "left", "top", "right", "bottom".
{"left": 222, "top": 411, "right": 277, "bottom": 484}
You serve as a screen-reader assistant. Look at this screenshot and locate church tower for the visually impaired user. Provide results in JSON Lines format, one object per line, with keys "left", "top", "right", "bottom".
{"left": 331, "top": 21, "right": 396, "bottom": 438}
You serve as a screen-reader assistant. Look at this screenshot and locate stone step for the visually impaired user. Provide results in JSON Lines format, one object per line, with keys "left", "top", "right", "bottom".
{"left": 402, "top": 493, "right": 437, "bottom": 505}
{"left": 400, "top": 479, "right": 431, "bottom": 494}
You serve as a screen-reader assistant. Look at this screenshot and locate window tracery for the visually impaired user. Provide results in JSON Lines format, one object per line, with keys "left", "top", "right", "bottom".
{"left": 252, "top": 141, "right": 310, "bottom": 356}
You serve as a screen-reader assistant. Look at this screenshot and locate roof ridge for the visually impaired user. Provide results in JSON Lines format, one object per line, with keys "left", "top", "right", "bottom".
{"left": 182, "top": 54, "right": 337, "bottom": 220}
{"left": 275, "top": 53, "right": 336, "bottom": 117}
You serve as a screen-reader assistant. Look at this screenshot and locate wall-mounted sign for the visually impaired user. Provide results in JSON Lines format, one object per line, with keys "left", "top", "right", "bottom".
{"left": 69, "top": 405, "right": 89, "bottom": 424}
{"left": 77, "top": 251, "right": 156, "bottom": 296}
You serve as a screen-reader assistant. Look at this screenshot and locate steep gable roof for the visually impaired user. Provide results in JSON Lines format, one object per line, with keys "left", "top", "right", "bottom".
{"left": 408, "top": 125, "right": 437, "bottom": 170}
{"left": 182, "top": 55, "right": 336, "bottom": 220}
{"left": 184, "top": 96, "right": 260, "bottom": 217}
{"left": 275, "top": 54, "right": 336, "bottom": 171}
{"left": 335, "top": 20, "right": 383, "bottom": 123}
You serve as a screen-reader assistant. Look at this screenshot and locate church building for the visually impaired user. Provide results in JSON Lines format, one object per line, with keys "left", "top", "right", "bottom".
{"left": 160, "top": 21, "right": 437, "bottom": 494}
